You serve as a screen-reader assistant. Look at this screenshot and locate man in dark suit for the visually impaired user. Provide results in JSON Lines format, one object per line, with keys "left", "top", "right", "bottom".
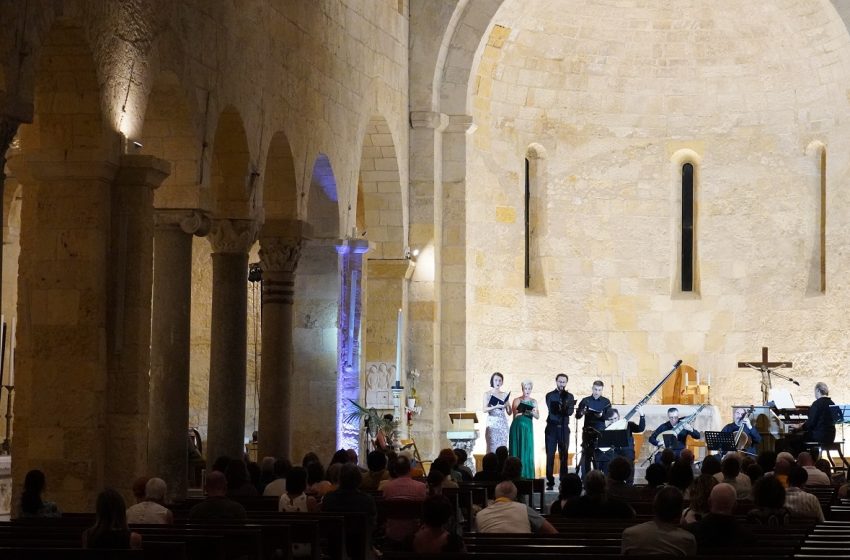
{"left": 800, "top": 382, "right": 837, "bottom": 445}
{"left": 544, "top": 373, "right": 575, "bottom": 490}
{"left": 576, "top": 380, "right": 611, "bottom": 477}
{"left": 649, "top": 407, "right": 700, "bottom": 463}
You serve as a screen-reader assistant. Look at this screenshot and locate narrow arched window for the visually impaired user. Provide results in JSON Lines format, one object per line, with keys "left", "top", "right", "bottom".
{"left": 524, "top": 157, "right": 530, "bottom": 288}
{"left": 681, "top": 163, "right": 694, "bottom": 292}
{"left": 819, "top": 146, "right": 826, "bottom": 292}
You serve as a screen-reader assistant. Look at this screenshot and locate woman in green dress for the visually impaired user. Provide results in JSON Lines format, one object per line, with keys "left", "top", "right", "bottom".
{"left": 509, "top": 380, "right": 539, "bottom": 479}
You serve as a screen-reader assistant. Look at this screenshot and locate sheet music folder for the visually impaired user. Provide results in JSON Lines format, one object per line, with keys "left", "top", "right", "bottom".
{"left": 488, "top": 392, "right": 510, "bottom": 407}
{"left": 704, "top": 431, "right": 736, "bottom": 453}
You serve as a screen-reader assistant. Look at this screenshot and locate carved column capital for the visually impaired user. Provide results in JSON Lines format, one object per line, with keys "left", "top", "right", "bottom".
{"left": 208, "top": 218, "right": 259, "bottom": 254}
{"left": 410, "top": 110, "right": 448, "bottom": 131}
{"left": 259, "top": 237, "right": 302, "bottom": 275}
{"left": 154, "top": 209, "right": 211, "bottom": 236}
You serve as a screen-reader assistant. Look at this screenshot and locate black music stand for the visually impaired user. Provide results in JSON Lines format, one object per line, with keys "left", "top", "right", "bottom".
{"left": 597, "top": 429, "right": 628, "bottom": 449}
{"left": 704, "top": 431, "right": 736, "bottom": 455}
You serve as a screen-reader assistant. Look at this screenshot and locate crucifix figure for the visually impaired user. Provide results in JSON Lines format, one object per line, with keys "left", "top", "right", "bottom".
{"left": 737, "top": 347, "right": 794, "bottom": 404}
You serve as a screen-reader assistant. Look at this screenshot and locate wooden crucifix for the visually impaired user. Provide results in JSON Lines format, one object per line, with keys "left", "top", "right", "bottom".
{"left": 738, "top": 346, "right": 793, "bottom": 404}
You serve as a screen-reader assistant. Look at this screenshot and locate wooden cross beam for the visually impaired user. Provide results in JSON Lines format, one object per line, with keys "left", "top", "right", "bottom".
{"left": 737, "top": 346, "right": 793, "bottom": 372}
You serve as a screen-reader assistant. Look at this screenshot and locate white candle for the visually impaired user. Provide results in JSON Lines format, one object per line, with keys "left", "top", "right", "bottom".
{"left": 707, "top": 369, "right": 711, "bottom": 387}
{"left": 696, "top": 370, "right": 701, "bottom": 386}
{"left": 9, "top": 317, "right": 16, "bottom": 387}
{"left": 395, "top": 309, "right": 402, "bottom": 386}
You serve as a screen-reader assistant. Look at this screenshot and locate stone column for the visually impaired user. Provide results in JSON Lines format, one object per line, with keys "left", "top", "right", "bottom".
{"left": 257, "top": 219, "right": 306, "bottom": 460}
{"left": 107, "top": 154, "right": 170, "bottom": 498}
{"left": 148, "top": 209, "right": 209, "bottom": 501}
{"left": 206, "top": 218, "right": 258, "bottom": 463}
{"left": 335, "top": 238, "right": 369, "bottom": 452}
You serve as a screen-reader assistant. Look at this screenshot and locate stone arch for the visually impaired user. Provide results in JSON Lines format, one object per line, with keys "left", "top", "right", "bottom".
{"left": 11, "top": 18, "right": 116, "bottom": 512}
{"left": 210, "top": 106, "right": 252, "bottom": 218}
{"left": 142, "top": 69, "right": 203, "bottom": 209}
{"left": 358, "top": 115, "right": 404, "bottom": 259}
{"left": 262, "top": 131, "right": 298, "bottom": 221}
{"left": 306, "top": 153, "right": 340, "bottom": 238}
{"left": 437, "top": 0, "right": 506, "bottom": 115}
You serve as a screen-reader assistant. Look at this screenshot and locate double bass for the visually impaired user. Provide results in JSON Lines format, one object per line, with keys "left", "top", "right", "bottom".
{"left": 734, "top": 405, "right": 756, "bottom": 451}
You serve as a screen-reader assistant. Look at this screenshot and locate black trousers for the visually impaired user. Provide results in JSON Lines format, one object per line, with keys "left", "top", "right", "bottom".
{"left": 545, "top": 422, "right": 570, "bottom": 485}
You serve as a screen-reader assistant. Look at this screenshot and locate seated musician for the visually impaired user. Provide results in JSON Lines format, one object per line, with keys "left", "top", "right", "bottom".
{"left": 649, "top": 407, "right": 701, "bottom": 463}
{"left": 720, "top": 407, "right": 761, "bottom": 456}
{"left": 783, "top": 382, "right": 837, "bottom": 456}
{"left": 595, "top": 406, "right": 645, "bottom": 481}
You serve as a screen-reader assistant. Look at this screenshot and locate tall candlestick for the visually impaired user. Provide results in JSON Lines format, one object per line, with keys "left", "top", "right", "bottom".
{"left": 9, "top": 317, "right": 15, "bottom": 387}
{"left": 0, "top": 315, "right": 5, "bottom": 387}
{"left": 395, "top": 309, "right": 402, "bottom": 386}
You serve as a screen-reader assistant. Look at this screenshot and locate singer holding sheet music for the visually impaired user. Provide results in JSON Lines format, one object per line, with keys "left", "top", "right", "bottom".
{"left": 575, "top": 380, "right": 611, "bottom": 477}
{"left": 483, "top": 372, "right": 512, "bottom": 453}
{"left": 509, "top": 380, "right": 538, "bottom": 479}
{"left": 544, "top": 374, "right": 575, "bottom": 490}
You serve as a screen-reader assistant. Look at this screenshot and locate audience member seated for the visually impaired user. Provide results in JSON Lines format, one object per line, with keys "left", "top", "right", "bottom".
{"left": 659, "top": 448, "right": 676, "bottom": 471}
{"left": 263, "top": 458, "right": 292, "bottom": 497}
{"left": 607, "top": 457, "right": 643, "bottom": 502}
{"left": 436, "top": 448, "right": 463, "bottom": 483}
{"left": 452, "top": 448, "right": 474, "bottom": 481}
{"left": 770, "top": 456, "right": 792, "bottom": 488}
{"left": 668, "top": 460, "right": 694, "bottom": 495}
{"left": 302, "top": 452, "right": 321, "bottom": 467}
{"left": 797, "top": 452, "right": 831, "bottom": 486}
{"left": 306, "top": 461, "right": 333, "bottom": 499}
{"left": 500, "top": 456, "right": 523, "bottom": 482}
{"left": 400, "top": 450, "right": 425, "bottom": 478}
{"left": 430, "top": 458, "right": 459, "bottom": 488}
{"left": 426, "top": 469, "right": 447, "bottom": 496}
{"left": 549, "top": 473, "right": 582, "bottom": 515}
{"left": 246, "top": 461, "right": 262, "bottom": 493}
{"left": 473, "top": 452, "right": 501, "bottom": 482}
{"left": 347, "top": 449, "right": 366, "bottom": 472}
{"left": 126, "top": 477, "right": 173, "bottom": 524}
{"left": 621, "top": 486, "right": 696, "bottom": 556}
{"left": 381, "top": 455, "right": 427, "bottom": 545}
{"left": 475, "top": 481, "right": 557, "bottom": 534}
{"left": 495, "top": 445, "right": 509, "bottom": 473}
{"left": 679, "top": 449, "right": 700, "bottom": 476}
{"left": 412, "top": 495, "right": 466, "bottom": 554}
{"left": 700, "top": 454, "right": 722, "bottom": 477}
{"left": 714, "top": 453, "right": 751, "bottom": 500}
{"left": 746, "top": 475, "right": 790, "bottom": 527}
{"left": 130, "top": 477, "right": 148, "bottom": 505}
{"left": 258, "top": 456, "right": 276, "bottom": 491}
{"left": 321, "top": 464, "right": 377, "bottom": 560}
{"left": 225, "top": 459, "right": 259, "bottom": 497}
{"left": 642, "top": 463, "right": 668, "bottom": 499}
{"left": 188, "top": 471, "right": 248, "bottom": 521}
{"left": 211, "top": 455, "right": 231, "bottom": 473}
{"left": 360, "top": 450, "right": 390, "bottom": 492}
{"left": 685, "top": 483, "right": 754, "bottom": 550}
{"left": 745, "top": 463, "right": 764, "bottom": 485}
{"left": 562, "top": 470, "right": 635, "bottom": 519}
{"left": 755, "top": 450, "right": 777, "bottom": 476}
{"left": 784, "top": 466, "right": 824, "bottom": 522}
{"left": 20, "top": 469, "right": 61, "bottom": 518}
{"left": 814, "top": 458, "right": 837, "bottom": 483}
{"left": 279, "top": 466, "right": 319, "bottom": 512}
{"left": 83, "top": 489, "right": 142, "bottom": 549}
{"left": 681, "top": 474, "right": 718, "bottom": 524}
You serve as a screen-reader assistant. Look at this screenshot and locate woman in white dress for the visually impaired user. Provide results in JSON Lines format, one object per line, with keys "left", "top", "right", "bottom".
{"left": 483, "top": 372, "right": 512, "bottom": 453}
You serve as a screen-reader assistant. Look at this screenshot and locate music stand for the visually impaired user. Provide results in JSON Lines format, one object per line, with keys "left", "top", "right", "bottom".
{"left": 704, "top": 431, "right": 736, "bottom": 455}
{"left": 662, "top": 434, "right": 680, "bottom": 449}
{"left": 597, "top": 429, "right": 628, "bottom": 449}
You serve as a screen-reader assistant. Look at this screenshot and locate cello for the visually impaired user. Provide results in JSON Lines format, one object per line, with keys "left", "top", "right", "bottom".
{"left": 734, "top": 405, "right": 756, "bottom": 451}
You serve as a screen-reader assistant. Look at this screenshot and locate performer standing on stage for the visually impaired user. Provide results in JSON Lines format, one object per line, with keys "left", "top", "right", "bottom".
{"left": 544, "top": 374, "right": 575, "bottom": 490}
{"left": 648, "top": 407, "right": 700, "bottom": 462}
{"left": 509, "top": 380, "right": 538, "bottom": 479}
{"left": 483, "top": 372, "right": 512, "bottom": 453}
{"left": 575, "top": 380, "right": 611, "bottom": 476}
{"left": 720, "top": 407, "right": 761, "bottom": 456}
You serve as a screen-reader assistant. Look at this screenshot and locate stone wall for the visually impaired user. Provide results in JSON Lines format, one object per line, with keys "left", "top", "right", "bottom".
{"left": 465, "top": 0, "right": 850, "bottom": 467}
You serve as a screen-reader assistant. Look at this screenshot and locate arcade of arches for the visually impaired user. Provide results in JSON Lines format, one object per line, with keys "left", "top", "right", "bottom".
{"left": 1, "top": 0, "right": 850, "bottom": 511}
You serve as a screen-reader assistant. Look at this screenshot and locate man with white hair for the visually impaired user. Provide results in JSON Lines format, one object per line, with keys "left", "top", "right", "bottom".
{"left": 789, "top": 382, "right": 836, "bottom": 455}
{"left": 474, "top": 481, "right": 557, "bottom": 534}
{"left": 126, "top": 477, "right": 174, "bottom": 524}
{"left": 685, "top": 483, "right": 753, "bottom": 549}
